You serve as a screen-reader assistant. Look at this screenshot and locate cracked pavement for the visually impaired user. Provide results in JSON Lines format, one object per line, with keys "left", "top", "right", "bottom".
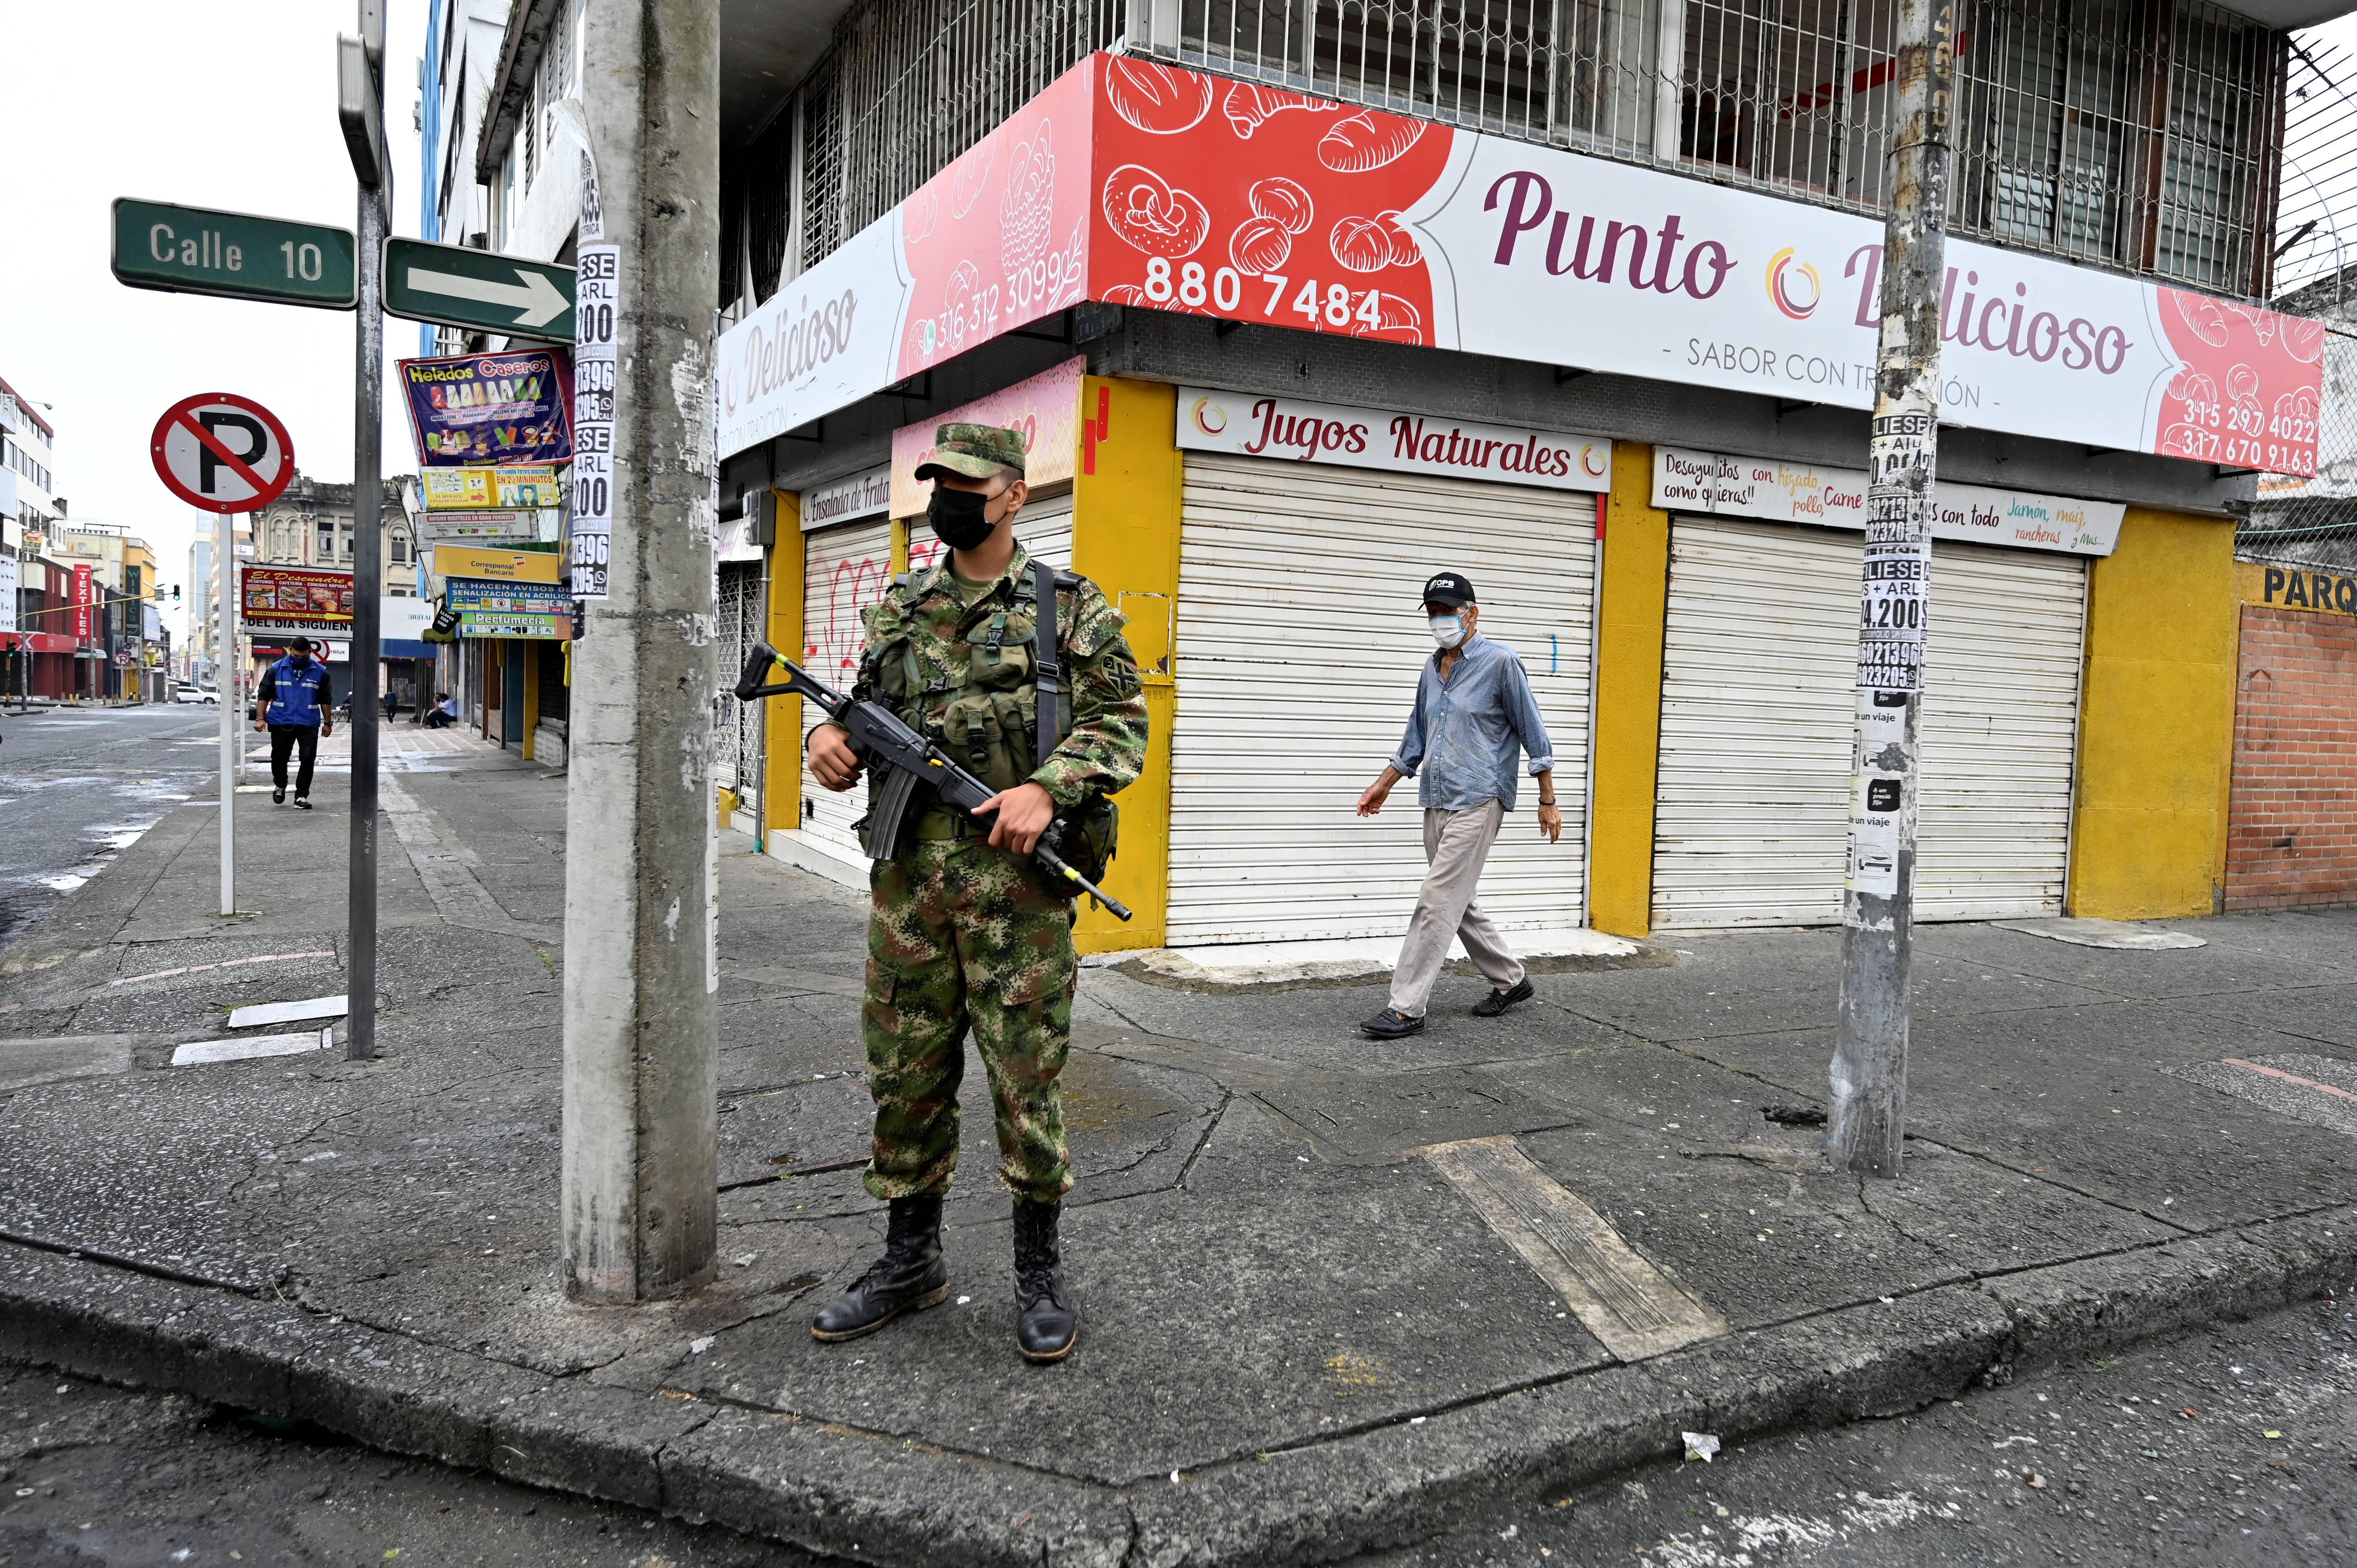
{"left": 4, "top": 737, "right": 2357, "bottom": 1561}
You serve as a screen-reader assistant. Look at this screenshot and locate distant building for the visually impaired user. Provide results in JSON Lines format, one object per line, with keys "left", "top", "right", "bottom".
{"left": 251, "top": 472, "right": 415, "bottom": 589}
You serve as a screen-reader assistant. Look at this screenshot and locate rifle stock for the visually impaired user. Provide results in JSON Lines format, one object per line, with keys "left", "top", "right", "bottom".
{"left": 731, "top": 645, "right": 1132, "bottom": 921}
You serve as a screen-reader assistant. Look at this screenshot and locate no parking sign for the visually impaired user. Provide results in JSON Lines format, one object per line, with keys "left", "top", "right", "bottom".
{"left": 150, "top": 392, "right": 295, "bottom": 513}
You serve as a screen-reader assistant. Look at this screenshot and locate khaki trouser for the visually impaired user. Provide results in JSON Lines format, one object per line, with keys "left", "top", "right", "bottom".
{"left": 1388, "top": 801, "right": 1526, "bottom": 1019}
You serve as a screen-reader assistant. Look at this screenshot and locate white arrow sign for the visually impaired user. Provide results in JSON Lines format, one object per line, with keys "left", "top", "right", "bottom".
{"left": 405, "top": 264, "right": 570, "bottom": 328}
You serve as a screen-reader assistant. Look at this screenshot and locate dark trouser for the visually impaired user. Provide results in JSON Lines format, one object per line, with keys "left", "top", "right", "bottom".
{"left": 423, "top": 710, "right": 453, "bottom": 729}
{"left": 268, "top": 723, "right": 320, "bottom": 796}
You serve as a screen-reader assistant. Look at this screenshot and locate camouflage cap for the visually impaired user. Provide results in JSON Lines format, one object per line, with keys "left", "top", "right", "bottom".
{"left": 913, "top": 423, "right": 1028, "bottom": 482}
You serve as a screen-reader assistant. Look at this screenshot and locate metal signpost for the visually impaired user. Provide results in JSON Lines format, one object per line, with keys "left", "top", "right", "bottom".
{"left": 384, "top": 239, "right": 576, "bottom": 338}
{"left": 340, "top": 3, "right": 391, "bottom": 1063}
{"left": 111, "top": 3, "right": 397, "bottom": 1056}
{"left": 150, "top": 394, "right": 296, "bottom": 918}
{"left": 110, "top": 199, "right": 358, "bottom": 309}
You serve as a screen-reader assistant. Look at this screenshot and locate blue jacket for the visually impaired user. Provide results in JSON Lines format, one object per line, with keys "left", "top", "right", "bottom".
{"left": 260, "top": 656, "right": 331, "bottom": 728}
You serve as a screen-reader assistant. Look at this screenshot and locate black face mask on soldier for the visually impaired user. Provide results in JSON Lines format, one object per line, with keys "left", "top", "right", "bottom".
{"left": 925, "top": 485, "right": 997, "bottom": 552}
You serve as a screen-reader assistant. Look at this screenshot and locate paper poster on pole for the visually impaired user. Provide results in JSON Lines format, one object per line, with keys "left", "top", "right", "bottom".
{"left": 570, "top": 246, "right": 618, "bottom": 599}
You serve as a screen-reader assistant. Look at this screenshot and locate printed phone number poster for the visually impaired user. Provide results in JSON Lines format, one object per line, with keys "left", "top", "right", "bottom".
{"left": 399, "top": 348, "right": 576, "bottom": 468}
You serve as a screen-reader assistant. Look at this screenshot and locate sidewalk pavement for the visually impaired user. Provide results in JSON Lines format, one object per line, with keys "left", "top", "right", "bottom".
{"left": 4, "top": 741, "right": 2357, "bottom": 1565}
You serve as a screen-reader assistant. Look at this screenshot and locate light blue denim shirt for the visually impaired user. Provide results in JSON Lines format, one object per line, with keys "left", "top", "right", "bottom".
{"left": 1389, "top": 634, "right": 1555, "bottom": 811}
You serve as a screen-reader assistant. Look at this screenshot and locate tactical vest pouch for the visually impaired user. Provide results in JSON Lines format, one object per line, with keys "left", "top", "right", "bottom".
{"left": 1043, "top": 796, "right": 1120, "bottom": 891}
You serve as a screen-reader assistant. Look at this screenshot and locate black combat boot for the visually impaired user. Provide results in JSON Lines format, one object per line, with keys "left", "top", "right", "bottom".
{"left": 811, "top": 1194, "right": 949, "bottom": 1342}
{"left": 1012, "top": 1197, "right": 1078, "bottom": 1363}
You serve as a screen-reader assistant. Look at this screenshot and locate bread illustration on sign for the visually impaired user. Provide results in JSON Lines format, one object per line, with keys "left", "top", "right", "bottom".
{"left": 1102, "top": 164, "right": 1211, "bottom": 257}
{"left": 1105, "top": 57, "right": 1214, "bottom": 134}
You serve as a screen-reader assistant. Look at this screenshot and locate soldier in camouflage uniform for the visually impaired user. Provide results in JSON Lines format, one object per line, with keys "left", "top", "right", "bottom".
{"left": 806, "top": 422, "right": 1148, "bottom": 1363}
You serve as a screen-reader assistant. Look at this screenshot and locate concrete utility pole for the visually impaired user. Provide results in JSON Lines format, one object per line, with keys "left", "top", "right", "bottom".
{"left": 1828, "top": 0, "right": 1954, "bottom": 1177}
{"left": 560, "top": 0, "right": 723, "bottom": 1302}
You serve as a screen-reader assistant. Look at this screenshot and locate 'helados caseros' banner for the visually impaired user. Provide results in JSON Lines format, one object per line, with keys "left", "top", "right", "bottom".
{"left": 719, "top": 53, "right": 2322, "bottom": 478}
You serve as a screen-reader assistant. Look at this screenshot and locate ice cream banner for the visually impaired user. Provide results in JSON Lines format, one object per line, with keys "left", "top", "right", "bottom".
{"left": 1653, "top": 446, "right": 2127, "bottom": 556}
{"left": 400, "top": 349, "right": 575, "bottom": 468}
{"left": 889, "top": 357, "right": 1089, "bottom": 517}
{"left": 718, "top": 53, "right": 2324, "bottom": 477}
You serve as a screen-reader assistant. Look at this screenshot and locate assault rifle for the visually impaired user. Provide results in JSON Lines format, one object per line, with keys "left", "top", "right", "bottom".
{"left": 734, "top": 643, "right": 1132, "bottom": 920}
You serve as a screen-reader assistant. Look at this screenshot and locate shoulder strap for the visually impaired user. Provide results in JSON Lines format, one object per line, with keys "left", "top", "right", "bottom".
{"left": 1034, "top": 558, "right": 1062, "bottom": 765}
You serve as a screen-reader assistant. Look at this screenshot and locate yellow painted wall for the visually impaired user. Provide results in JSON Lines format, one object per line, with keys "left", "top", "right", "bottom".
{"left": 1070, "top": 376, "right": 1182, "bottom": 952}
{"left": 1587, "top": 443, "right": 1672, "bottom": 938}
{"left": 2067, "top": 507, "right": 2238, "bottom": 919}
{"left": 762, "top": 488, "right": 805, "bottom": 849}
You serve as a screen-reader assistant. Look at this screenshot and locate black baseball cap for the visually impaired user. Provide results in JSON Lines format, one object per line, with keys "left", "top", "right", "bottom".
{"left": 1422, "top": 571, "right": 1476, "bottom": 608}
{"left": 285, "top": 636, "right": 313, "bottom": 652}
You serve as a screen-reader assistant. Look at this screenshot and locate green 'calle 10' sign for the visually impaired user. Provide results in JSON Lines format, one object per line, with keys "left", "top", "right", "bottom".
{"left": 111, "top": 197, "right": 357, "bottom": 310}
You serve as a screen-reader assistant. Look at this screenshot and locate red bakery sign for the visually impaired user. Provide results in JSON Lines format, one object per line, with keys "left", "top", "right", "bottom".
{"left": 719, "top": 53, "right": 2325, "bottom": 477}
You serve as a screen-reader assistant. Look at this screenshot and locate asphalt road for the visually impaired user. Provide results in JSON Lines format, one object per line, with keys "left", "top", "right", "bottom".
{"left": 1375, "top": 1292, "right": 2357, "bottom": 1567}
{"left": 0, "top": 704, "right": 220, "bottom": 953}
{"left": 3, "top": 1297, "right": 2354, "bottom": 1565}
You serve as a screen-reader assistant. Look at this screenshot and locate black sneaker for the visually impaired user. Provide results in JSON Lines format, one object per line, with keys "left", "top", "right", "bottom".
{"left": 273, "top": 787, "right": 285, "bottom": 805}
{"left": 292, "top": 796, "right": 314, "bottom": 810}
{"left": 1360, "top": 1008, "right": 1424, "bottom": 1039}
{"left": 1472, "top": 978, "right": 1536, "bottom": 1017}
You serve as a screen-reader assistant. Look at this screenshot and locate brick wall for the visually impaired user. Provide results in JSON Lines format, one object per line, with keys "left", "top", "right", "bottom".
{"left": 2225, "top": 605, "right": 2357, "bottom": 912}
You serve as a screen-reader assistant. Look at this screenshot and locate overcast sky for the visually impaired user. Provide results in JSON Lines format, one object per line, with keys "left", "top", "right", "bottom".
{"left": 0, "top": 0, "right": 429, "bottom": 648}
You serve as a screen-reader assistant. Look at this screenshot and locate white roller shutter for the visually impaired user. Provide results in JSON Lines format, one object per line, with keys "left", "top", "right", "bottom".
{"left": 1168, "top": 454, "right": 1595, "bottom": 946}
{"left": 1652, "top": 517, "right": 2086, "bottom": 929}
{"left": 800, "top": 517, "right": 896, "bottom": 860}
{"left": 798, "top": 496, "right": 1074, "bottom": 863}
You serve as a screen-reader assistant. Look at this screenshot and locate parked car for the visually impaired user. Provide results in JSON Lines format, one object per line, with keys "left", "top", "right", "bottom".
{"left": 174, "top": 687, "right": 220, "bottom": 706}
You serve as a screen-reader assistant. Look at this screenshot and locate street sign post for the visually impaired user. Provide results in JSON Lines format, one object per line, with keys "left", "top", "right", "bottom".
{"left": 384, "top": 238, "right": 575, "bottom": 338}
{"left": 345, "top": 8, "right": 391, "bottom": 1065}
{"left": 112, "top": 199, "right": 357, "bottom": 310}
{"left": 150, "top": 393, "right": 296, "bottom": 514}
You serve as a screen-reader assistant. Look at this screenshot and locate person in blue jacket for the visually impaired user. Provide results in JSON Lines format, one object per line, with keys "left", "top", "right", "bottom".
{"left": 251, "top": 637, "right": 335, "bottom": 809}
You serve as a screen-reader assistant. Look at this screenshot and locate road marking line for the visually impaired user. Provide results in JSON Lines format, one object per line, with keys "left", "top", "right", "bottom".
{"left": 171, "top": 1028, "right": 332, "bottom": 1066}
{"left": 226, "top": 995, "right": 349, "bottom": 1030}
{"left": 1421, "top": 1134, "right": 1729, "bottom": 1361}
{"left": 2223, "top": 1057, "right": 2357, "bottom": 1104}
{"left": 110, "top": 950, "right": 336, "bottom": 987}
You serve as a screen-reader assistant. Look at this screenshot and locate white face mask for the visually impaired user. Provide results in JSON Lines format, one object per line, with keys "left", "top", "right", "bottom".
{"left": 1429, "top": 614, "right": 1466, "bottom": 649}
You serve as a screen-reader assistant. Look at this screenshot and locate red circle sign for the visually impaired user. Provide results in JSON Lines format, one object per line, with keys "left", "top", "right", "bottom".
{"left": 150, "top": 392, "right": 295, "bottom": 514}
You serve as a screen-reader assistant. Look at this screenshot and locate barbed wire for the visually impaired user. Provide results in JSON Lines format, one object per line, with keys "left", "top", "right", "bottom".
{"left": 2239, "top": 26, "right": 2357, "bottom": 567}
{"left": 2238, "top": 320, "right": 2357, "bottom": 569}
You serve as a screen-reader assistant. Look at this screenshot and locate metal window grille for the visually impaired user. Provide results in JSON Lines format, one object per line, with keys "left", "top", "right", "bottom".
{"left": 1129, "top": 0, "right": 2284, "bottom": 292}
{"left": 790, "top": 0, "right": 1123, "bottom": 275}
{"left": 764, "top": 0, "right": 2291, "bottom": 297}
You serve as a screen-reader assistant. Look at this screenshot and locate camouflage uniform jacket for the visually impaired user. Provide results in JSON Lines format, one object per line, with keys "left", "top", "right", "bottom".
{"left": 848, "top": 543, "right": 1149, "bottom": 814}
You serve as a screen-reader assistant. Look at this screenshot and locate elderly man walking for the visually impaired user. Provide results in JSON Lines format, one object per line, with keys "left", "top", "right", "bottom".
{"left": 1355, "top": 571, "right": 1561, "bottom": 1039}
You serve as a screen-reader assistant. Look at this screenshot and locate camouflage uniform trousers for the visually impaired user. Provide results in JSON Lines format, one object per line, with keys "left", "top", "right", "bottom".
{"left": 861, "top": 839, "right": 1077, "bottom": 1204}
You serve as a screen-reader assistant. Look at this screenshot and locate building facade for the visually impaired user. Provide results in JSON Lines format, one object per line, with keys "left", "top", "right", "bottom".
{"left": 440, "top": 0, "right": 2351, "bottom": 942}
